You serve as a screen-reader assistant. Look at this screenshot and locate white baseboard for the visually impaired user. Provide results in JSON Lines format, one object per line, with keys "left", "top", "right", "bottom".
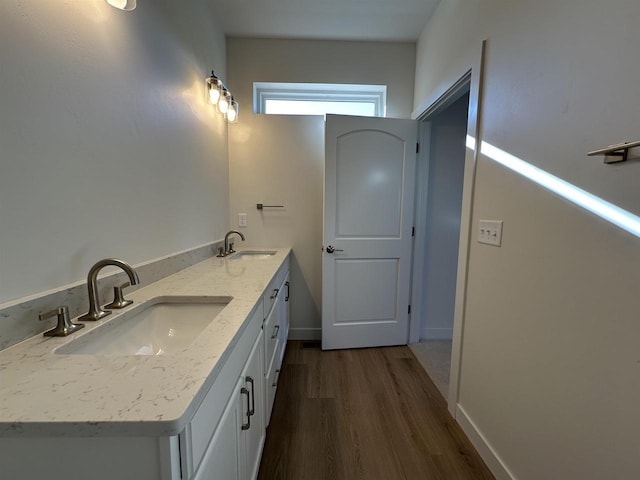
{"left": 288, "top": 327, "right": 321, "bottom": 341}
{"left": 421, "top": 327, "right": 453, "bottom": 340}
{"left": 455, "top": 404, "right": 515, "bottom": 480}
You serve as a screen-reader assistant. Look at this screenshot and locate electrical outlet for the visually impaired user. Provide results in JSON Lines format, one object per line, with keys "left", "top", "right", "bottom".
{"left": 478, "top": 220, "right": 503, "bottom": 246}
{"left": 238, "top": 213, "right": 247, "bottom": 227}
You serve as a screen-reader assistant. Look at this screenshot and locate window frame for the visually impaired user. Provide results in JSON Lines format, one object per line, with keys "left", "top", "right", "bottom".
{"left": 253, "top": 82, "right": 387, "bottom": 117}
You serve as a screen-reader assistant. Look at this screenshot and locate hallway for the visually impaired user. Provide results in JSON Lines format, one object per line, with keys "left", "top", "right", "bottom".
{"left": 258, "top": 341, "right": 494, "bottom": 480}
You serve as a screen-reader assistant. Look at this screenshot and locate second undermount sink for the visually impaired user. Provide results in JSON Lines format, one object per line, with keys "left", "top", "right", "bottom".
{"left": 229, "top": 250, "right": 277, "bottom": 260}
{"left": 56, "top": 296, "right": 232, "bottom": 356}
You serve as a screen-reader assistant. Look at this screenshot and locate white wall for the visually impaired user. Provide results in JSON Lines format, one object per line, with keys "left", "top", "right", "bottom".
{"left": 0, "top": 0, "right": 229, "bottom": 305}
{"left": 415, "top": 1, "right": 640, "bottom": 478}
{"left": 227, "top": 38, "right": 416, "bottom": 338}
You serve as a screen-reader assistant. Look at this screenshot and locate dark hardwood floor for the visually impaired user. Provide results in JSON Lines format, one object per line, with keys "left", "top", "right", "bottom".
{"left": 258, "top": 341, "right": 495, "bottom": 480}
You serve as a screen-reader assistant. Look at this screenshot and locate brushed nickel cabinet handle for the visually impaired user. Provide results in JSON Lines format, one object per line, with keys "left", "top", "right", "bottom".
{"left": 246, "top": 376, "right": 255, "bottom": 416}
{"left": 241, "top": 387, "right": 251, "bottom": 430}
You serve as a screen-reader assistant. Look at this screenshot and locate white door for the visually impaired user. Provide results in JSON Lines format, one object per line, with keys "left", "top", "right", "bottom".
{"left": 322, "top": 115, "right": 417, "bottom": 350}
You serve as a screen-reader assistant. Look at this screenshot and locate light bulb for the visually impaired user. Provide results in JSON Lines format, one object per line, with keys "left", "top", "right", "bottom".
{"left": 205, "top": 71, "right": 222, "bottom": 105}
{"left": 218, "top": 90, "right": 230, "bottom": 114}
{"left": 106, "top": 0, "right": 137, "bottom": 11}
{"left": 227, "top": 100, "right": 238, "bottom": 123}
{"left": 208, "top": 87, "right": 221, "bottom": 105}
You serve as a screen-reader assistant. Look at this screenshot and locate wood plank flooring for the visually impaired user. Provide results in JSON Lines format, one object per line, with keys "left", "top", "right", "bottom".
{"left": 258, "top": 341, "right": 495, "bottom": 480}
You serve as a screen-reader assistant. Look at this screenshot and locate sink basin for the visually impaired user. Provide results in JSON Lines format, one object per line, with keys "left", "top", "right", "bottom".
{"left": 230, "top": 250, "right": 277, "bottom": 260}
{"left": 56, "top": 296, "right": 232, "bottom": 356}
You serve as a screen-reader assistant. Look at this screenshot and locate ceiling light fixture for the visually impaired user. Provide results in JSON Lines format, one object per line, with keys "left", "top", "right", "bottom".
{"left": 206, "top": 71, "right": 239, "bottom": 123}
{"left": 105, "top": 0, "right": 137, "bottom": 11}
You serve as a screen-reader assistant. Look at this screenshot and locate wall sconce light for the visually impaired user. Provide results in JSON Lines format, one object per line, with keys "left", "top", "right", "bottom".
{"left": 227, "top": 98, "right": 239, "bottom": 123}
{"left": 206, "top": 71, "right": 222, "bottom": 106}
{"left": 105, "top": 0, "right": 137, "bottom": 10}
{"left": 218, "top": 89, "right": 230, "bottom": 114}
{"left": 206, "top": 71, "right": 239, "bottom": 123}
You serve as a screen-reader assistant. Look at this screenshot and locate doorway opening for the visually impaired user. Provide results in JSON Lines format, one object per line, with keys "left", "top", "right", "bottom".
{"left": 409, "top": 73, "right": 473, "bottom": 402}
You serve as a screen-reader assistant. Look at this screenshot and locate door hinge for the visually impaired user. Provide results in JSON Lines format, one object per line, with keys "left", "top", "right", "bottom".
{"left": 408, "top": 305, "right": 411, "bottom": 314}
{"left": 416, "top": 142, "right": 420, "bottom": 153}
{"left": 411, "top": 226, "right": 415, "bottom": 237}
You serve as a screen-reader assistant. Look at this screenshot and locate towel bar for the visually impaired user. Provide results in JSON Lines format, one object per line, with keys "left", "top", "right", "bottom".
{"left": 588, "top": 140, "right": 640, "bottom": 164}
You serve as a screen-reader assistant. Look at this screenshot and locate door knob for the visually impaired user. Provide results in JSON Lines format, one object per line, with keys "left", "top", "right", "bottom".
{"left": 325, "top": 245, "right": 344, "bottom": 254}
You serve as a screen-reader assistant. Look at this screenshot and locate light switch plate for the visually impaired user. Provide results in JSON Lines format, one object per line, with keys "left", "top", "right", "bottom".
{"left": 238, "top": 213, "right": 247, "bottom": 227}
{"left": 478, "top": 220, "right": 503, "bottom": 246}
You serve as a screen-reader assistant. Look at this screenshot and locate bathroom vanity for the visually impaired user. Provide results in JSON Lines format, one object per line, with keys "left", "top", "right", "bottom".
{"left": 0, "top": 249, "right": 290, "bottom": 480}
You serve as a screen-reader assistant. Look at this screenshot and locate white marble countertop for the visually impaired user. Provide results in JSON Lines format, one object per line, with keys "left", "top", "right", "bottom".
{"left": 0, "top": 248, "right": 290, "bottom": 438}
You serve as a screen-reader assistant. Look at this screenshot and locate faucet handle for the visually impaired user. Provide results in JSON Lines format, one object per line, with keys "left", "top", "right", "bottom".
{"left": 217, "top": 246, "right": 225, "bottom": 258}
{"left": 39, "top": 306, "right": 84, "bottom": 337}
{"left": 229, "top": 242, "right": 235, "bottom": 254}
{"left": 104, "top": 282, "right": 133, "bottom": 309}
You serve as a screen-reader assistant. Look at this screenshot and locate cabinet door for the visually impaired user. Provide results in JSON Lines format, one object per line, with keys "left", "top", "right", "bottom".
{"left": 193, "top": 378, "right": 242, "bottom": 480}
{"left": 241, "top": 330, "right": 265, "bottom": 480}
{"left": 278, "top": 274, "right": 290, "bottom": 365}
{"left": 263, "top": 290, "right": 281, "bottom": 378}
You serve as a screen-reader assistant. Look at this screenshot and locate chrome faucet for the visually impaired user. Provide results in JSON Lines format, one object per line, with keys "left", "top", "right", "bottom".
{"left": 78, "top": 258, "right": 140, "bottom": 321}
{"left": 218, "top": 230, "right": 245, "bottom": 257}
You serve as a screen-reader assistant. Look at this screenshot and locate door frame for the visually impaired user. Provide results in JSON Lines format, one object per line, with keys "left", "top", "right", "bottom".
{"left": 409, "top": 40, "right": 487, "bottom": 415}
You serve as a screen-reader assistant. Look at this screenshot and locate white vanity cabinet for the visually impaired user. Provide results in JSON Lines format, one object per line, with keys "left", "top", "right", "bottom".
{"left": 0, "top": 304, "right": 266, "bottom": 480}
{"left": 191, "top": 329, "right": 264, "bottom": 480}
{"left": 277, "top": 275, "right": 290, "bottom": 369}
{"left": 0, "top": 250, "right": 290, "bottom": 480}
{"left": 163, "top": 259, "right": 290, "bottom": 480}
{"left": 192, "top": 377, "right": 243, "bottom": 480}
{"left": 262, "top": 263, "right": 290, "bottom": 426}
{"left": 184, "top": 303, "right": 265, "bottom": 480}
{"left": 239, "top": 330, "right": 265, "bottom": 480}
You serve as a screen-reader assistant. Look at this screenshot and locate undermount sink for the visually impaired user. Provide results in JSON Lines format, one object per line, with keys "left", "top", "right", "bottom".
{"left": 56, "top": 295, "right": 232, "bottom": 356}
{"left": 229, "top": 250, "right": 277, "bottom": 260}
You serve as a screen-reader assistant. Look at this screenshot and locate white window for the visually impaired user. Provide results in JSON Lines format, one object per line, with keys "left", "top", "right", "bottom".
{"left": 253, "top": 82, "right": 387, "bottom": 117}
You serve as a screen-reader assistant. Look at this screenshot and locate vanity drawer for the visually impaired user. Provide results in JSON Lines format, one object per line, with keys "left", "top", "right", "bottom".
{"left": 263, "top": 259, "right": 289, "bottom": 319}
{"left": 277, "top": 274, "right": 289, "bottom": 367}
{"left": 276, "top": 328, "right": 287, "bottom": 373}
{"left": 263, "top": 298, "right": 280, "bottom": 376}
{"left": 265, "top": 360, "right": 281, "bottom": 424}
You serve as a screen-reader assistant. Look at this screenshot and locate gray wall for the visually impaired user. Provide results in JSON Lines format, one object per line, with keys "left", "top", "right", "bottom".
{"left": 414, "top": 0, "right": 640, "bottom": 478}
{"left": 0, "top": 1, "right": 229, "bottom": 307}
{"left": 227, "top": 38, "right": 417, "bottom": 339}
{"left": 421, "top": 93, "right": 468, "bottom": 339}
{"left": 228, "top": 37, "right": 416, "bottom": 119}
